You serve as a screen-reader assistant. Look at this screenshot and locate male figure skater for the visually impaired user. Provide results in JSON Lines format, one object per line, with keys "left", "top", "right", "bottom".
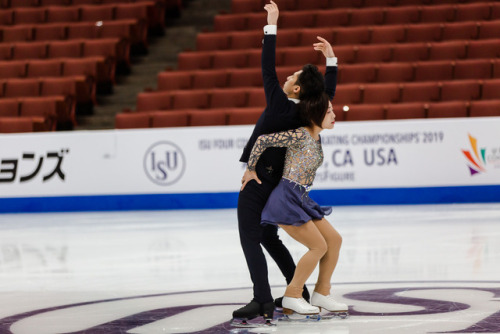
{"left": 233, "top": 0, "right": 338, "bottom": 322}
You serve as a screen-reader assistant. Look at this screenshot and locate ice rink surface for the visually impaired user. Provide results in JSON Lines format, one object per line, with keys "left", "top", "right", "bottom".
{"left": 1, "top": 203, "right": 500, "bottom": 333}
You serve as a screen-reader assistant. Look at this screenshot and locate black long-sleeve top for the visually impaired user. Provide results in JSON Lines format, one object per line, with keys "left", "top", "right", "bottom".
{"left": 239, "top": 31, "right": 338, "bottom": 184}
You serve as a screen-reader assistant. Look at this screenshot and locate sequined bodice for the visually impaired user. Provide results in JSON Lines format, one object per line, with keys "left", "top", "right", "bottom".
{"left": 247, "top": 127, "right": 323, "bottom": 187}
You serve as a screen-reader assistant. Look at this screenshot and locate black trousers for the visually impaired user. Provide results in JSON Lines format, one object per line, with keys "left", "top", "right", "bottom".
{"left": 237, "top": 174, "right": 298, "bottom": 304}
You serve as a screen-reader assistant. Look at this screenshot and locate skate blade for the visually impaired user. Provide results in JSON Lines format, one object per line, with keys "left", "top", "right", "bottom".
{"left": 278, "top": 313, "right": 321, "bottom": 322}
{"left": 230, "top": 318, "right": 276, "bottom": 328}
{"left": 319, "top": 310, "right": 350, "bottom": 320}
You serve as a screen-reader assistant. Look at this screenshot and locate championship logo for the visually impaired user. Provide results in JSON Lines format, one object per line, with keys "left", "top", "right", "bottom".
{"left": 144, "top": 141, "right": 186, "bottom": 186}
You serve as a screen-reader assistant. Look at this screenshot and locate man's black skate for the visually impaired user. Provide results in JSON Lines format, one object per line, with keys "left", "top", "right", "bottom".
{"left": 231, "top": 300, "right": 276, "bottom": 328}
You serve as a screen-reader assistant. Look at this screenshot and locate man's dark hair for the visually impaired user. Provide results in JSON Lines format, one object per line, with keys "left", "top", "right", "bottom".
{"left": 299, "top": 92, "right": 330, "bottom": 128}
{"left": 296, "top": 64, "right": 325, "bottom": 100}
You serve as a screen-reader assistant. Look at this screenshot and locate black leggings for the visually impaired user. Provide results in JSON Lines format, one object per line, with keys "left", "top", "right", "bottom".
{"left": 237, "top": 178, "right": 299, "bottom": 303}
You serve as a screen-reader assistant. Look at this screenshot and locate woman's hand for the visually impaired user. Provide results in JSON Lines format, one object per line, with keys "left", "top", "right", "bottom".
{"left": 241, "top": 168, "right": 262, "bottom": 191}
{"left": 264, "top": 0, "right": 279, "bottom": 26}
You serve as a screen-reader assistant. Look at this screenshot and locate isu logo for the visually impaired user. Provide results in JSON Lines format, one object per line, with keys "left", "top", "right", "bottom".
{"left": 2, "top": 282, "right": 500, "bottom": 333}
{"left": 144, "top": 141, "right": 186, "bottom": 186}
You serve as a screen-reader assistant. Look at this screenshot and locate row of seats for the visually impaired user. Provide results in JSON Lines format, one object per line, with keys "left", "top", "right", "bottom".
{"left": 115, "top": 98, "right": 500, "bottom": 129}
{"left": 179, "top": 40, "right": 500, "bottom": 70}
{"left": 0, "top": 95, "right": 71, "bottom": 130}
{"left": 0, "top": 20, "right": 144, "bottom": 47}
{"left": 0, "top": 116, "right": 47, "bottom": 132}
{"left": 197, "top": 20, "right": 500, "bottom": 50}
{"left": 0, "top": 38, "right": 127, "bottom": 70}
{"left": 137, "top": 79, "right": 500, "bottom": 111}
{"left": 217, "top": 2, "right": 500, "bottom": 31}
{"left": 230, "top": 0, "right": 493, "bottom": 13}
{"left": 0, "top": 0, "right": 177, "bottom": 9}
{"left": 0, "top": 57, "right": 113, "bottom": 87}
{"left": 0, "top": 3, "right": 150, "bottom": 25}
{"left": 161, "top": 59, "right": 500, "bottom": 90}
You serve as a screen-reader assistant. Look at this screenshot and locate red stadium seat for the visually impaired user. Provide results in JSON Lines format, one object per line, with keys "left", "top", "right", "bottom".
{"left": 350, "top": 7, "right": 384, "bottom": 26}
{"left": 246, "top": 88, "right": 266, "bottom": 107}
{"left": 172, "top": 90, "right": 210, "bottom": 110}
{"left": 454, "top": 59, "right": 493, "bottom": 80}
{"left": 478, "top": 21, "right": 500, "bottom": 40}
{"left": 13, "top": 42, "right": 47, "bottom": 60}
{"left": 67, "top": 22, "right": 99, "bottom": 39}
{"left": 427, "top": 101, "right": 468, "bottom": 118}
{"left": 377, "top": 63, "right": 414, "bottom": 82}
{"left": 136, "top": 91, "right": 172, "bottom": 111}
{"left": 5, "top": 78, "right": 40, "bottom": 98}
{"left": 392, "top": 43, "right": 429, "bottom": 62}
{"left": 492, "top": 3, "right": 500, "bottom": 20}
{"left": 0, "top": 99, "right": 19, "bottom": 117}
{"left": 482, "top": 79, "right": 500, "bottom": 99}
{"left": 40, "top": 0, "right": 71, "bottom": 4}
{"left": 0, "top": 9, "right": 14, "bottom": 26}
{"left": 177, "top": 51, "right": 212, "bottom": 70}
{"left": 442, "top": 21, "right": 479, "bottom": 41}
{"left": 196, "top": 33, "right": 230, "bottom": 51}
{"left": 282, "top": 47, "right": 320, "bottom": 66}
{"left": 245, "top": 13, "right": 267, "bottom": 30}
{"left": 334, "top": 45, "right": 357, "bottom": 64}
{"left": 115, "top": 112, "right": 150, "bottom": 129}
{"left": 405, "top": 23, "right": 443, "bottom": 43}
{"left": 20, "top": 97, "right": 59, "bottom": 130}
{"left": 0, "top": 60, "right": 26, "bottom": 79}
{"left": 300, "top": 28, "right": 335, "bottom": 47}
{"left": 370, "top": 25, "right": 406, "bottom": 44}
{"left": 467, "top": 40, "right": 500, "bottom": 59}
{"left": 229, "top": 68, "right": 262, "bottom": 87}
{"left": 338, "top": 63, "right": 376, "bottom": 84}
{"left": 440, "top": 80, "right": 481, "bottom": 101}
{"left": 419, "top": 4, "right": 455, "bottom": 23}
{"left": 469, "top": 100, "right": 500, "bottom": 117}
{"left": 212, "top": 50, "right": 248, "bottom": 69}
{"left": 455, "top": 3, "right": 491, "bottom": 22}
{"left": 2, "top": 25, "right": 33, "bottom": 42}
{"left": 48, "top": 40, "right": 82, "bottom": 58}
{"left": 428, "top": 40, "right": 467, "bottom": 60}
{"left": 355, "top": 44, "right": 391, "bottom": 63}
{"left": 363, "top": 0, "right": 397, "bottom": 7}
{"left": 34, "top": 24, "right": 67, "bottom": 41}
{"left": 62, "top": 58, "right": 102, "bottom": 82}
{"left": 80, "top": 5, "right": 115, "bottom": 22}
{"left": 362, "top": 83, "right": 400, "bottom": 104}
{"left": 192, "top": 70, "right": 228, "bottom": 89}
{"left": 115, "top": 3, "right": 149, "bottom": 24}
{"left": 0, "top": 117, "right": 34, "bottom": 133}
{"left": 385, "top": 102, "right": 426, "bottom": 120}
{"left": 0, "top": 44, "right": 12, "bottom": 60}
{"left": 14, "top": 7, "right": 46, "bottom": 24}
{"left": 333, "top": 84, "right": 362, "bottom": 105}
{"left": 189, "top": 110, "right": 227, "bottom": 126}
{"left": 46, "top": 6, "right": 79, "bottom": 23}
{"left": 401, "top": 81, "right": 440, "bottom": 102}
{"left": 343, "top": 104, "right": 385, "bottom": 121}
{"left": 211, "top": 88, "right": 247, "bottom": 108}
{"left": 157, "top": 71, "right": 192, "bottom": 91}
{"left": 384, "top": 6, "right": 419, "bottom": 25}
{"left": 227, "top": 108, "right": 262, "bottom": 125}
{"left": 231, "top": 0, "right": 261, "bottom": 14}
{"left": 335, "top": 26, "right": 370, "bottom": 45}
{"left": 281, "top": 11, "right": 316, "bottom": 29}
{"left": 315, "top": 10, "right": 350, "bottom": 27}
{"left": 495, "top": 59, "right": 500, "bottom": 78}
{"left": 295, "top": 0, "right": 329, "bottom": 10}
{"left": 7, "top": 0, "right": 39, "bottom": 7}
{"left": 27, "top": 59, "right": 63, "bottom": 78}
{"left": 247, "top": 49, "right": 264, "bottom": 67}
{"left": 414, "top": 60, "right": 453, "bottom": 81}
{"left": 213, "top": 14, "right": 247, "bottom": 32}
{"left": 150, "top": 111, "right": 189, "bottom": 128}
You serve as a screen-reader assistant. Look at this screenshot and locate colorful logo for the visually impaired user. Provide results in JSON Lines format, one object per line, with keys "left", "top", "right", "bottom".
{"left": 462, "top": 134, "right": 486, "bottom": 176}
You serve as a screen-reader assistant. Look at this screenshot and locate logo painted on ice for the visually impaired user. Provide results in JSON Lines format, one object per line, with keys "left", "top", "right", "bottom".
{"left": 144, "top": 141, "right": 186, "bottom": 186}
{"left": 2, "top": 283, "right": 500, "bottom": 333}
{"left": 461, "top": 134, "right": 487, "bottom": 176}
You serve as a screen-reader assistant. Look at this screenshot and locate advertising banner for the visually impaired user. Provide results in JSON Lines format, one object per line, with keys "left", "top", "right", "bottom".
{"left": 0, "top": 117, "right": 499, "bottom": 212}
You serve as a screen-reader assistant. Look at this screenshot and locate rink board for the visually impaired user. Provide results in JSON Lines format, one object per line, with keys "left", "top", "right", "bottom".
{"left": 0, "top": 117, "right": 499, "bottom": 212}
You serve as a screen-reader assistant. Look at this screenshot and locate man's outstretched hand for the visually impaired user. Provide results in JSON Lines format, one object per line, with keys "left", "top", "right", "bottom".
{"left": 264, "top": 0, "right": 279, "bottom": 25}
{"left": 314, "top": 36, "right": 335, "bottom": 58}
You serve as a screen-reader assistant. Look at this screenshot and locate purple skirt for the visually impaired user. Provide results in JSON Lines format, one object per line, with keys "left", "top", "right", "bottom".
{"left": 261, "top": 178, "right": 332, "bottom": 227}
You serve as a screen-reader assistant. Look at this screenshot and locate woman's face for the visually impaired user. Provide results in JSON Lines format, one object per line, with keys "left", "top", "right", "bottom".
{"left": 321, "top": 102, "right": 336, "bottom": 129}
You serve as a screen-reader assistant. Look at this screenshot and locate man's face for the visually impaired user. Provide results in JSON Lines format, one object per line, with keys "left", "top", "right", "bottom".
{"left": 321, "top": 102, "right": 336, "bottom": 129}
{"left": 283, "top": 70, "right": 302, "bottom": 96}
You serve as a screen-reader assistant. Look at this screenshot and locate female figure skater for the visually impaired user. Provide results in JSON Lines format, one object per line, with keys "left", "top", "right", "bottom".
{"left": 245, "top": 93, "right": 347, "bottom": 316}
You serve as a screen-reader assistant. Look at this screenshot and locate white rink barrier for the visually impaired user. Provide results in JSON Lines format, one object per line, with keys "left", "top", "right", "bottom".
{"left": 1, "top": 117, "right": 499, "bottom": 212}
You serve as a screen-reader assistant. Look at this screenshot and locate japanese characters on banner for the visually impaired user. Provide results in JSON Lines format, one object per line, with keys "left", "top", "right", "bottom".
{"left": 0, "top": 117, "right": 499, "bottom": 206}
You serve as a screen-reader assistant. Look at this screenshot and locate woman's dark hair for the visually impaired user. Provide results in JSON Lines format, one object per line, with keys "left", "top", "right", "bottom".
{"left": 296, "top": 64, "right": 325, "bottom": 100}
{"left": 298, "top": 92, "right": 330, "bottom": 128}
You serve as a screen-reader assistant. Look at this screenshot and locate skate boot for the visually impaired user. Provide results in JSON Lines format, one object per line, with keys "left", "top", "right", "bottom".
{"left": 275, "top": 286, "right": 310, "bottom": 308}
{"left": 311, "top": 292, "right": 349, "bottom": 318}
{"left": 231, "top": 300, "right": 276, "bottom": 328}
{"left": 282, "top": 297, "right": 319, "bottom": 315}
